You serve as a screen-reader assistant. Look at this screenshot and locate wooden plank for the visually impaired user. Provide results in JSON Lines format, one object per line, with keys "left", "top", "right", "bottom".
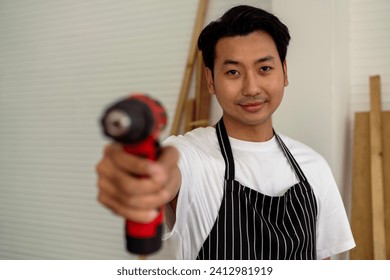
{"left": 184, "top": 99, "right": 195, "bottom": 133}
{"left": 170, "top": 0, "right": 209, "bottom": 135}
{"left": 195, "top": 50, "right": 211, "bottom": 125}
{"left": 369, "top": 75, "right": 386, "bottom": 259}
{"left": 383, "top": 112, "right": 390, "bottom": 259}
{"left": 195, "top": 50, "right": 203, "bottom": 121}
{"left": 350, "top": 111, "right": 390, "bottom": 259}
{"left": 350, "top": 112, "right": 373, "bottom": 259}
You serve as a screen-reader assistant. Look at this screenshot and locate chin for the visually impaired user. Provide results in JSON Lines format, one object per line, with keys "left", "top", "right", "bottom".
{"left": 239, "top": 116, "right": 271, "bottom": 127}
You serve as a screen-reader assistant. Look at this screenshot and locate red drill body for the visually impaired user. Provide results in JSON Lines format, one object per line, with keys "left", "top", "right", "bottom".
{"left": 101, "top": 94, "right": 167, "bottom": 255}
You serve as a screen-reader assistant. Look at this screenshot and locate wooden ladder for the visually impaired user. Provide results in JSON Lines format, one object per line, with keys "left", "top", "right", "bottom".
{"left": 170, "top": 0, "right": 210, "bottom": 135}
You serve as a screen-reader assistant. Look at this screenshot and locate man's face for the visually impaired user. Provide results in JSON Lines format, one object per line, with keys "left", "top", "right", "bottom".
{"left": 205, "top": 31, "right": 288, "bottom": 140}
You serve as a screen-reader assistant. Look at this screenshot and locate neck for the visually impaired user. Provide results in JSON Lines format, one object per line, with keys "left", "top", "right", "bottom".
{"left": 221, "top": 116, "right": 274, "bottom": 142}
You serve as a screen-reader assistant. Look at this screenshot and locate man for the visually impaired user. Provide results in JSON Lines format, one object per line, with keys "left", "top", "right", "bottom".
{"left": 96, "top": 5, "right": 355, "bottom": 260}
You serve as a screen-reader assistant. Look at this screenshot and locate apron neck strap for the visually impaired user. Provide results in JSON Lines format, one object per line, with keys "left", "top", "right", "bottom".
{"left": 216, "top": 118, "right": 235, "bottom": 180}
{"left": 216, "top": 117, "right": 307, "bottom": 182}
{"left": 275, "top": 133, "right": 308, "bottom": 182}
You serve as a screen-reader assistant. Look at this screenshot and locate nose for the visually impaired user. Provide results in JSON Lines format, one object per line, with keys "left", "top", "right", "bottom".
{"left": 242, "top": 71, "right": 261, "bottom": 96}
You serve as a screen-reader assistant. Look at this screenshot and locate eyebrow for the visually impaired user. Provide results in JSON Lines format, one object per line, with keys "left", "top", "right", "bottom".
{"left": 256, "top": 55, "right": 275, "bottom": 63}
{"left": 222, "top": 55, "right": 275, "bottom": 66}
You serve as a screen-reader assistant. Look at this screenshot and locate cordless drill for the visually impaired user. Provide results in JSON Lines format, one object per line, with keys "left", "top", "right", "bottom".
{"left": 100, "top": 94, "right": 167, "bottom": 255}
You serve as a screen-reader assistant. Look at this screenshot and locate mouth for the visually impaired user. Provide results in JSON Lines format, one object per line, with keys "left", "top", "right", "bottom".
{"left": 239, "top": 101, "right": 266, "bottom": 112}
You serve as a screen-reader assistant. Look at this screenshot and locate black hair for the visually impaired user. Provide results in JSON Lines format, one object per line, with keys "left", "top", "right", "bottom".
{"left": 197, "top": 5, "right": 290, "bottom": 73}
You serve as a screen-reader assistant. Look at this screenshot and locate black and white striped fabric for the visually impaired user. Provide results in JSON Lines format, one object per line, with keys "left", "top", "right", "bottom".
{"left": 196, "top": 119, "right": 318, "bottom": 260}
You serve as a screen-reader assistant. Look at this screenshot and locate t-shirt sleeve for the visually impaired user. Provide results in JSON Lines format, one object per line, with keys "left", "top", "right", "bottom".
{"left": 315, "top": 159, "right": 356, "bottom": 259}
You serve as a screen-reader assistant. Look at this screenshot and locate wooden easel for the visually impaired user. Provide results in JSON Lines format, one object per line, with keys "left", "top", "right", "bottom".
{"left": 351, "top": 75, "right": 390, "bottom": 259}
{"left": 170, "top": 0, "right": 210, "bottom": 135}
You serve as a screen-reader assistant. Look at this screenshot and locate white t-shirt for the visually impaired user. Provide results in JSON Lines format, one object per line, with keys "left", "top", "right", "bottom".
{"left": 163, "top": 126, "right": 355, "bottom": 260}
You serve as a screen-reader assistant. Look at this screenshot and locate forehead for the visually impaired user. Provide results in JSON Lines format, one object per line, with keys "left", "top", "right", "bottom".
{"left": 214, "top": 31, "right": 279, "bottom": 64}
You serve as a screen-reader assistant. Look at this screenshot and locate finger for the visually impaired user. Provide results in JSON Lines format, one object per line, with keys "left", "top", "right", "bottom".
{"left": 98, "top": 191, "right": 159, "bottom": 223}
{"left": 98, "top": 164, "right": 164, "bottom": 197}
{"left": 96, "top": 152, "right": 118, "bottom": 181}
{"left": 121, "top": 208, "right": 160, "bottom": 224}
{"left": 97, "top": 146, "right": 164, "bottom": 195}
{"left": 121, "top": 189, "right": 171, "bottom": 210}
{"left": 104, "top": 143, "right": 152, "bottom": 176}
{"left": 97, "top": 176, "right": 115, "bottom": 198}
{"left": 117, "top": 176, "right": 165, "bottom": 196}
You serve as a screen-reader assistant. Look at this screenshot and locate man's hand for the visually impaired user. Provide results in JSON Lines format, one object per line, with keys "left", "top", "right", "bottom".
{"left": 96, "top": 143, "right": 180, "bottom": 223}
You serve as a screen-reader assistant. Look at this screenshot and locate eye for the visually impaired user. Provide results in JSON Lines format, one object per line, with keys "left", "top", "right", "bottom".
{"left": 260, "top": 66, "right": 272, "bottom": 72}
{"left": 226, "top": 69, "right": 240, "bottom": 76}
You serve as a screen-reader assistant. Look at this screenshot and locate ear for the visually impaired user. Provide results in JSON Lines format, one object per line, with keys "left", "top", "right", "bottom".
{"left": 283, "top": 60, "right": 289, "bottom": 87}
{"left": 205, "top": 67, "right": 216, "bottom": 95}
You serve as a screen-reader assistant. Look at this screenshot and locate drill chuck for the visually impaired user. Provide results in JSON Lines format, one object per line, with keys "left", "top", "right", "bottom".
{"left": 101, "top": 98, "right": 155, "bottom": 144}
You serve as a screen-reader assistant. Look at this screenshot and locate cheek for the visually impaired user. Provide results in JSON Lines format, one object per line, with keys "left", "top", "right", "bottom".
{"left": 273, "top": 88, "right": 285, "bottom": 105}
{"left": 267, "top": 80, "right": 285, "bottom": 103}
{"left": 268, "top": 76, "right": 285, "bottom": 93}
{"left": 213, "top": 78, "right": 233, "bottom": 98}
{"left": 213, "top": 83, "right": 238, "bottom": 109}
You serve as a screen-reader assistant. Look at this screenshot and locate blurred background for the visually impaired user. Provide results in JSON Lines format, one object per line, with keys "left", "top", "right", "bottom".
{"left": 0, "top": 0, "right": 389, "bottom": 259}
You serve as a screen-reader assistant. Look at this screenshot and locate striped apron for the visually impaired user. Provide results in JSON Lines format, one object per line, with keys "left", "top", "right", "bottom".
{"left": 196, "top": 119, "right": 318, "bottom": 260}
